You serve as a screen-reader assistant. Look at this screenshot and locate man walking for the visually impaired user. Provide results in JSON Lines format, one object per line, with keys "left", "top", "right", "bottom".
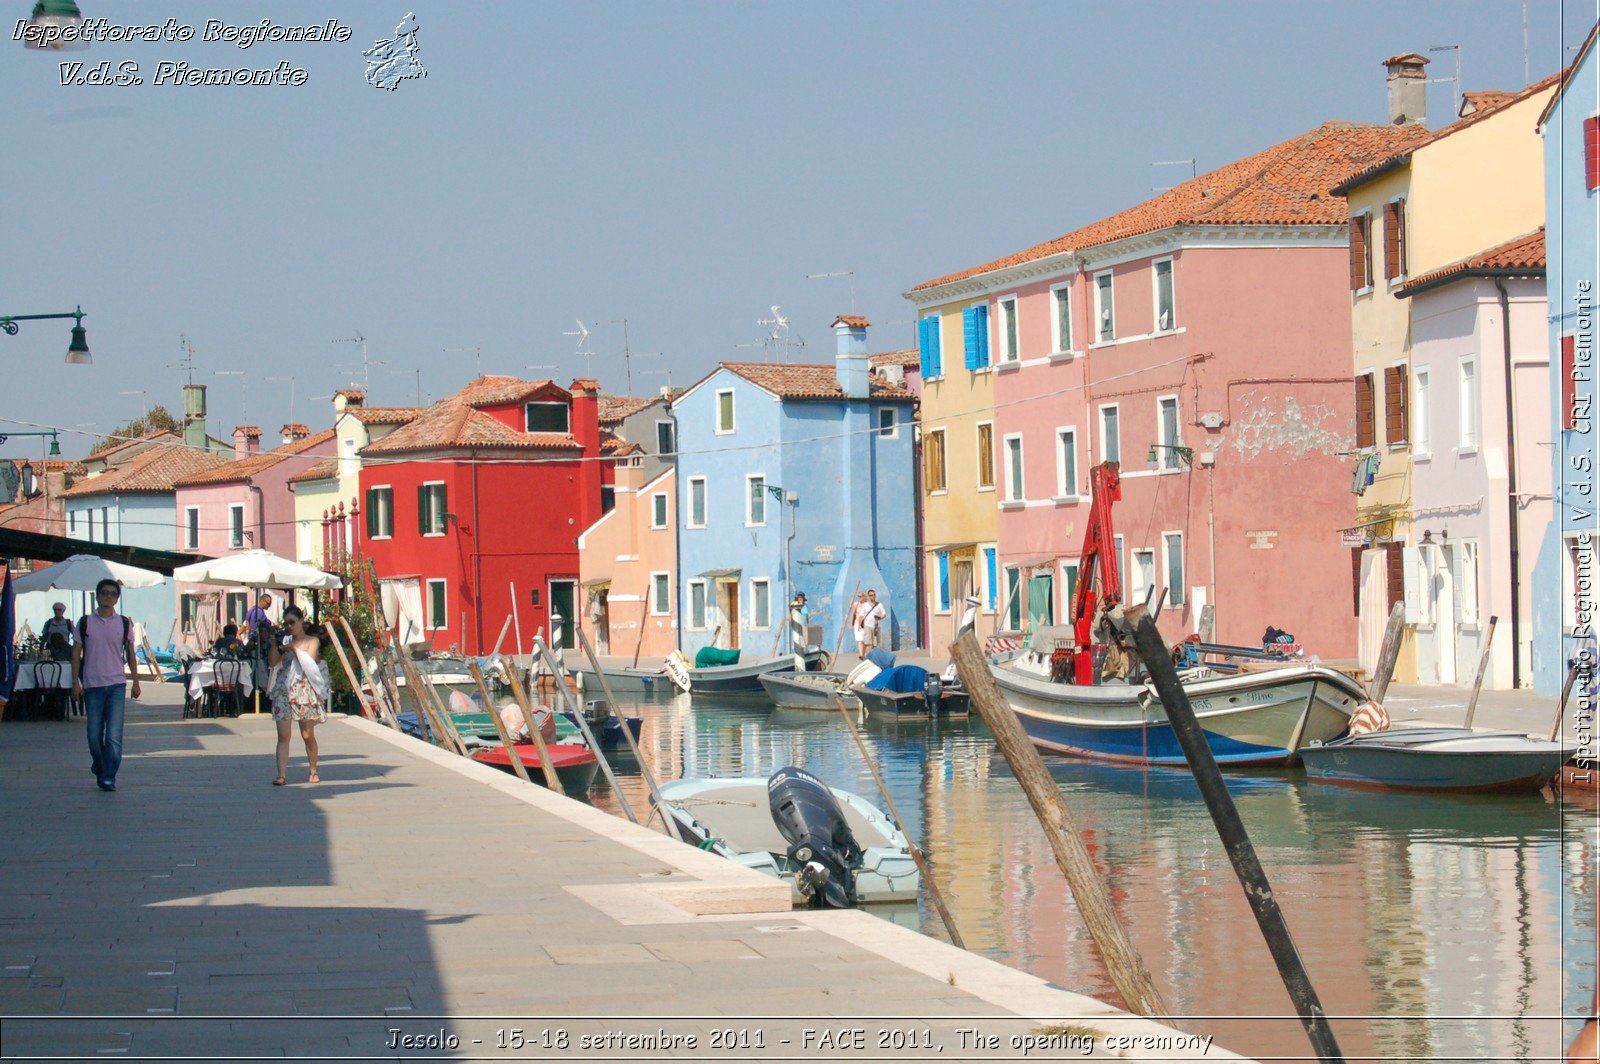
{"left": 861, "top": 589, "right": 887, "bottom": 654}
{"left": 71, "top": 578, "right": 140, "bottom": 792}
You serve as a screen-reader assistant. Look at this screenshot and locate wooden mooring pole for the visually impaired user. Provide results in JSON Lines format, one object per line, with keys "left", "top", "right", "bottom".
{"left": 533, "top": 635, "right": 640, "bottom": 825}
{"left": 499, "top": 659, "right": 566, "bottom": 794}
{"left": 575, "top": 626, "right": 681, "bottom": 841}
{"left": 1550, "top": 660, "right": 1582, "bottom": 743}
{"left": 468, "top": 662, "right": 536, "bottom": 787}
{"left": 1110, "top": 607, "right": 1344, "bottom": 1062}
{"left": 949, "top": 631, "right": 1167, "bottom": 1018}
{"left": 1368, "top": 599, "right": 1407, "bottom": 704}
{"left": 1462, "top": 616, "right": 1498, "bottom": 729}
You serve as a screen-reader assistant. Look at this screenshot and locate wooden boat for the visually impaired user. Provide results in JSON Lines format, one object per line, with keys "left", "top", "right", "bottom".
{"left": 654, "top": 775, "right": 919, "bottom": 904}
{"left": 573, "top": 662, "right": 673, "bottom": 696}
{"left": 471, "top": 742, "right": 600, "bottom": 795}
{"left": 758, "top": 671, "right": 859, "bottom": 711}
{"left": 1299, "top": 727, "right": 1567, "bottom": 793}
{"left": 856, "top": 681, "right": 971, "bottom": 720}
{"left": 990, "top": 647, "right": 1364, "bottom": 767}
{"left": 666, "top": 649, "right": 803, "bottom": 697}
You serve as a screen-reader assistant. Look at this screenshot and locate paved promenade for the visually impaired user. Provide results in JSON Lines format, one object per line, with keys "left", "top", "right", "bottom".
{"left": 0, "top": 683, "right": 1241, "bottom": 1062}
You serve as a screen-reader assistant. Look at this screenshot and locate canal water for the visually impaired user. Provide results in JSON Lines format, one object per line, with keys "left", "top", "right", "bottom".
{"left": 583, "top": 690, "right": 1596, "bottom": 1064}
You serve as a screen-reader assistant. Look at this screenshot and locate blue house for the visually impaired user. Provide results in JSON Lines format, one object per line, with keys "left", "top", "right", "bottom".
{"left": 672, "top": 316, "right": 920, "bottom": 656}
{"left": 1533, "top": 23, "right": 1600, "bottom": 694}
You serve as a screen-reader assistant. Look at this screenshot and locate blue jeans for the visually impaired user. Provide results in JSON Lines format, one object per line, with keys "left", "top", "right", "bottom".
{"left": 83, "top": 684, "right": 126, "bottom": 783}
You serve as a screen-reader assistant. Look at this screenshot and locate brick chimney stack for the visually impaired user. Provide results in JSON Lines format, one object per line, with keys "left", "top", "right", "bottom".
{"left": 233, "top": 425, "right": 261, "bottom": 455}
{"left": 1383, "top": 53, "right": 1429, "bottom": 126}
{"left": 280, "top": 424, "right": 310, "bottom": 447}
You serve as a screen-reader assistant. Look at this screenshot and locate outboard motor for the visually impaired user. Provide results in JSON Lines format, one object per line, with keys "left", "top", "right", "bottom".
{"left": 767, "top": 767, "right": 864, "bottom": 908}
{"left": 923, "top": 672, "right": 943, "bottom": 715}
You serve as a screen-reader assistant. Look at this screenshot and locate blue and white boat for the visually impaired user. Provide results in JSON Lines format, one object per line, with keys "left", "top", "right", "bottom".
{"left": 990, "top": 634, "right": 1363, "bottom": 767}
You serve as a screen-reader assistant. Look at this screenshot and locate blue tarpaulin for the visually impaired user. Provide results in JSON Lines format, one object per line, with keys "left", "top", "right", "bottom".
{"left": 864, "top": 664, "right": 927, "bottom": 693}
{"left": 865, "top": 648, "right": 896, "bottom": 671}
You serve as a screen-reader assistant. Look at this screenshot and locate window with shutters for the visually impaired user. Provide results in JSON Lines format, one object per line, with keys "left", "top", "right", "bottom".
{"left": 1349, "top": 212, "right": 1373, "bottom": 291}
{"left": 1384, "top": 364, "right": 1408, "bottom": 446}
{"left": 650, "top": 571, "right": 671, "bottom": 616}
{"left": 229, "top": 504, "right": 245, "bottom": 549}
{"left": 686, "top": 477, "right": 707, "bottom": 528}
{"left": 750, "top": 578, "right": 771, "bottom": 629}
{"left": 1459, "top": 357, "right": 1479, "bottom": 449}
{"left": 918, "top": 314, "right": 943, "bottom": 379}
{"left": 1163, "top": 532, "right": 1186, "bottom": 607}
{"left": 1384, "top": 542, "right": 1403, "bottom": 609}
{"left": 1412, "top": 370, "right": 1431, "bottom": 457}
{"left": 524, "top": 402, "right": 569, "bottom": 433}
{"left": 925, "top": 428, "right": 947, "bottom": 493}
{"left": 426, "top": 579, "right": 447, "bottom": 629}
{"left": 975, "top": 422, "right": 994, "bottom": 490}
{"left": 418, "top": 482, "right": 447, "bottom": 536}
{"left": 366, "top": 486, "right": 393, "bottom": 539}
{"left": 1153, "top": 258, "right": 1176, "bottom": 331}
{"left": 1099, "top": 404, "right": 1121, "bottom": 464}
{"left": 1585, "top": 115, "right": 1600, "bottom": 192}
{"left": 746, "top": 474, "right": 767, "bottom": 527}
{"left": 1351, "top": 546, "right": 1364, "bottom": 615}
{"left": 1094, "top": 271, "right": 1115, "bottom": 342}
{"left": 1383, "top": 199, "right": 1407, "bottom": 282}
{"left": 1050, "top": 282, "right": 1074, "bottom": 354}
{"left": 1356, "top": 372, "right": 1377, "bottom": 448}
{"left": 656, "top": 420, "right": 674, "bottom": 455}
{"left": 997, "top": 296, "right": 1020, "bottom": 364}
{"left": 1562, "top": 334, "right": 1581, "bottom": 431}
{"left": 715, "top": 389, "right": 736, "bottom": 434}
{"left": 1002, "top": 434, "right": 1024, "bottom": 503}
{"left": 688, "top": 579, "right": 708, "bottom": 629}
{"left": 963, "top": 302, "right": 991, "bottom": 370}
{"left": 1156, "top": 395, "right": 1181, "bottom": 469}
{"left": 1055, "top": 426, "right": 1078, "bottom": 498}
{"left": 1456, "top": 540, "right": 1480, "bottom": 625}
{"left": 184, "top": 507, "right": 199, "bottom": 551}
{"left": 650, "top": 491, "right": 668, "bottom": 530}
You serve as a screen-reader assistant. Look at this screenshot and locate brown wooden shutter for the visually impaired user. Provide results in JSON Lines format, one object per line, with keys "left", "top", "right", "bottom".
{"left": 1351, "top": 546, "right": 1365, "bottom": 616}
{"left": 1394, "top": 198, "right": 1407, "bottom": 276}
{"left": 1384, "top": 364, "right": 1407, "bottom": 444}
{"left": 1349, "top": 216, "right": 1368, "bottom": 290}
{"left": 1384, "top": 542, "right": 1403, "bottom": 608}
{"left": 1563, "top": 334, "right": 1577, "bottom": 430}
{"left": 1356, "top": 374, "right": 1375, "bottom": 449}
{"left": 1383, "top": 203, "right": 1399, "bottom": 280}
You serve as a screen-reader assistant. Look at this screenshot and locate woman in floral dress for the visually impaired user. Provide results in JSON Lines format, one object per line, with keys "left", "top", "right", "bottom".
{"left": 267, "top": 606, "right": 329, "bottom": 785}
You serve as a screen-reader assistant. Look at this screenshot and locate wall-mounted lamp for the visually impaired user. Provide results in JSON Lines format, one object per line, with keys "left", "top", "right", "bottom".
{"left": 1147, "top": 443, "right": 1194, "bottom": 468}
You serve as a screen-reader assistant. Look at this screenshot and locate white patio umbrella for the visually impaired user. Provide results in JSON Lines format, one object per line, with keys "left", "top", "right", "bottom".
{"left": 171, "top": 550, "right": 342, "bottom": 591}
{"left": 12, "top": 554, "right": 166, "bottom": 594}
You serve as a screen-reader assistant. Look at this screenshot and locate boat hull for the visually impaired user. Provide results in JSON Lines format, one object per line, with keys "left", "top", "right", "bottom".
{"left": 471, "top": 742, "right": 600, "bottom": 796}
{"left": 1301, "top": 728, "right": 1567, "bottom": 793}
{"left": 688, "top": 656, "right": 798, "bottom": 696}
{"left": 758, "top": 671, "right": 858, "bottom": 710}
{"left": 574, "top": 665, "right": 671, "bottom": 696}
{"left": 991, "top": 660, "right": 1363, "bottom": 767}
{"left": 856, "top": 686, "right": 971, "bottom": 720}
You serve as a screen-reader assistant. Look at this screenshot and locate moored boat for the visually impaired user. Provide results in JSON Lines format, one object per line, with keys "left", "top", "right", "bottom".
{"left": 758, "top": 670, "right": 858, "bottom": 710}
{"left": 853, "top": 664, "right": 971, "bottom": 721}
{"left": 667, "top": 648, "right": 802, "bottom": 697}
{"left": 574, "top": 662, "right": 672, "bottom": 696}
{"left": 1299, "top": 727, "right": 1567, "bottom": 793}
{"left": 471, "top": 742, "right": 601, "bottom": 795}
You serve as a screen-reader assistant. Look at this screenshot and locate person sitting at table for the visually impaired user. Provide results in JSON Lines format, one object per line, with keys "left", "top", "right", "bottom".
{"left": 210, "top": 624, "right": 246, "bottom": 658}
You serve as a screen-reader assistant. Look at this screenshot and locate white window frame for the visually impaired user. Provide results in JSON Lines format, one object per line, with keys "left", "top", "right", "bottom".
{"left": 228, "top": 503, "right": 245, "bottom": 549}
{"left": 1156, "top": 394, "right": 1182, "bottom": 470}
{"left": 1055, "top": 426, "right": 1079, "bottom": 499}
{"left": 184, "top": 506, "right": 199, "bottom": 551}
{"left": 421, "top": 480, "right": 447, "bottom": 537}
{"left": 1412, "top": 368, "right": 1431, "bottom": 460}
{"left": 655, "top": 419, "right": 675, "bottom": 455}
{"left": 425, "top": 578, "right": 448, "bottom": 630}
{"left": 1113, "top": 535, "right": 1126, "bottom": 598}
{"left": 974, "top": 421, "right": 995, "bottom": 492}
{"left": 745, "top": 473, "right": 767, "bottom": 528}
{"left": 715, "top": 388, "right": 736, "bottom": 435}
{"left": 1093, "top": 269, "right": 1116, "bottom": 343}
{"left": 369, "top": 484, "right": 394, "bottom": 539}
{"left": 1131, "top": 548, "right": 1157, "bottom": 605}
{"left": 997, "top": 293, "right": 1021, "bottom": 364}
{"left": 1455, "top": 539, "right": 1480, "bottom": 626}
{"left": 750, "top": 577, "right": 771, "bottom": 629}
{"left": 1004, "top": 566, "right": 1023, "bottom": 630}
{"left": 1062, "top": 561, "right": 1080, "bottom": 607}
{"left": 523, "top": 401, "right": 570, "bottom": 434}
{"left": 68, "top": 510, "right": 76, "bottom": 536}
{"left": 650, "top": 571, "right": 672, "bottom": 616}
{"left": 877, "top": 407, "right": 898, "bottom": 438}
{"left": 925, "top": 427, "right": 948, "bottom": 494}
{"left": 1049, "top": 280, "right": 1074, "bottom": 356}
{"left": 1002, "top": 433, "right": 1025, "bottom": 504}
{"left": 1162, "top": 531, "right": 1185, "bottom": 608}
{"left": 686, "top": 476, "right": 707, "bottom": 529}
{"left": 687, "top": 579, "right": 708, "bottom": 630}
{"left": 1099, "top": 403, "right": 1121, "bottom": 466}
{"left": 650, "top": 491, "right": 669, "bottom": 530}
{"left": 1458, "top": 356, "right": 1479, "bottom": 451}
{"left": 1152, "top": 257, "right": 1177, "bottom": 333}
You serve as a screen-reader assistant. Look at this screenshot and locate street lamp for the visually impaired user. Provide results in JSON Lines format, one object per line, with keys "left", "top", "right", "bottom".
{"left": 0, "top": 430, "right": 63, "bottom": 456}
{"left": 22, "top": 0, "right": 86, "bottom": 50}
{"left": 1147, "top": 443, "right": 1194, "bottom": 468}
{"left": 1, "top": 306, "right": 92, "bottom": 364}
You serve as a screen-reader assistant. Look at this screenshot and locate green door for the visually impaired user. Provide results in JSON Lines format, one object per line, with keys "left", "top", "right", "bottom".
{"left": 548, "top": 579, "right": 576, "bottom": 651}
{"left": 1026, "top": 571, "right": 1055, "bottom": 634}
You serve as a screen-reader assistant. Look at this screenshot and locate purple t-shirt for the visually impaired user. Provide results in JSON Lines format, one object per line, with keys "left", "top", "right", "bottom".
{"left": 80, "top": 613, "right": 133, "bottom": 689}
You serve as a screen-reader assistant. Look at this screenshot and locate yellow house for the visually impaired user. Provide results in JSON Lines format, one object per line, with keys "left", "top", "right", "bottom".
{"left": 899, "top": 294, "right": 999, "bottom": 648}
{"left": 288, "top": 390, "right": 419, "bottom": 565}
{"left": 1333, "top": 55, "right": 1559, "bottom": 681}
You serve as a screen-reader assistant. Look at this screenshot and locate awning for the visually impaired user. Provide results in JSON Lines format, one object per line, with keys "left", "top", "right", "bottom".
{"left": 699, "top": 567, "right": 741, "bottom": 578}
{"left": 1013, "top": 555, "right": 1063, "bottom": 571}
{"left": 925, "top": 541, "right": 979, "bottom": 554}
{"left": 0, "top": 527, "right": 206, "bottom": 576}
{"left": 581, "top": 577, "right": 612, "bottom": 589}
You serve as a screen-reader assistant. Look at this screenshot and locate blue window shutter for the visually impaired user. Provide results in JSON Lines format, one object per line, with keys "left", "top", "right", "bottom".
{"left": 918, "top": 318, "right": 932, "bottom": 378}
{"left": 930, "top": 317, "right": 942, "bottom": 376}
{"left": 937, "top": 552, "right": 950, "bottom": 612}
{"left": 984, "top": 548, "right": 997, "bottom": 609}
{"left": 963, "top": 307, "right": 980, "bottom": 370}
{"left": 977, "top": 304, "right": 991, "bottom": 366}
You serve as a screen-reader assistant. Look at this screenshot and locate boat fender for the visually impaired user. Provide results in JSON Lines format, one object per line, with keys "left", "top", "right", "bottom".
{"left": 845, "top": 660, "right": 881, "bottom": 688}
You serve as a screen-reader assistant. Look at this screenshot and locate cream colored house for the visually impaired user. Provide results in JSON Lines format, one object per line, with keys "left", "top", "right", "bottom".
{"left": 288, "top": 390, "right": 418, "bottom": 565}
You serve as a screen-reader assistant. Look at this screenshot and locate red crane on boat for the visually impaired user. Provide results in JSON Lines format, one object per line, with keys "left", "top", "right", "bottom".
{"left": 1067, "top": 461, "right": 1122, "bottom": 685}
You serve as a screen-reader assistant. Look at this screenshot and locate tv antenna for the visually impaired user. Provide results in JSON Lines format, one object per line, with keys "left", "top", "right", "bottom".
{"left": 755, "top": 306, "right": 804, "bottom": 363}
{"left": 169, "top": 334, "right": 200, "bottom": 386}
{"left": 333, "top": 331, "right": 382, "bottom": 391}
{"left": 1152, "top": 159, "right": 1196, "bottom": 191}
{"left": 563, "top": 319, "right": 595, "bottom": 376}
{"left": 445, "top": 346, "right": 483, "bottom": 377}
{"left": 598, "top": 318, "right": 638, "bottom": 392}
{"left": 386, "top": 366, "right": 422, "bottom": 406}
{"left": 806, "top": 270, "right": 856, "bottom": 313}
{"left": 1428, "top": 44, "right": 1461, "bottom": 117}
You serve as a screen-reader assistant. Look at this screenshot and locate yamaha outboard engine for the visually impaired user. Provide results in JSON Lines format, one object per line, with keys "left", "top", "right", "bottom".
{"left": 923, "top": 672, "right": 943, "bottom": 715}
{"left": 767, "top": 767, "right": 864, "bottom": 908}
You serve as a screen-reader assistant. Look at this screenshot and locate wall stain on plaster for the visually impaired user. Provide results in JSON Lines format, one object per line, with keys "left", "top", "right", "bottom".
{"left": 1222, "top": 394, "right": 1351, "bottom": 461}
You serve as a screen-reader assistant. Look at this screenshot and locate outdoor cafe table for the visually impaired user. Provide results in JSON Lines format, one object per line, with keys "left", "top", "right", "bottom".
{"left": 10, "top": 660, "right": 74, "bottom": 692}
{"left": 186, "top": 659, "right": 256, "bottom": 701}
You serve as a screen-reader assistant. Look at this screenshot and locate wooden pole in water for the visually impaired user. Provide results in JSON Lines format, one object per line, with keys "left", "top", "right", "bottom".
{"left": 1462, "top": 616, "right": 1498, "bottom": 729}
{"left": 468, "top": 662, "right": 535, "bottom": 786}
{"left": 576, "top": 626, "right": 681, "bottom": 841}
{"left": 1368, "top": 599, "right": 1408, "bottom": 704}
{"left": 831, "top": 581, "right": 861, "bottom": 666}
{"left": 397, "top": 652, "right": 468, "bottom": 756}
{"left": 631, "top": 580, "right": 651, "bottom": 670}
{"left": 1549, "top": 661, "right": 1581, "bottom": 743}
{"left": 324, "top": 624, "right": 375, "bottom": 720}
{"left": 499, "top": 658, "right": 566, "bottom": 793}
{"left": 336, "top": 616, "right": 399, "bottom": 730}
{"left": 489, "top": 615, "right": 513, "bottom": 659}
{"left": 509, "top": 582, "right": 523, "bottom": 667}
{"left": 1109, "top": 608, "right": 1343, "bottom": 1059}
{"left": 832, "top": 694, "right": 964, "bottom": 948}
{"left": 949, "top": 631, "right": 1167, "bottom": 1018}
{"left": 533, "top": 635, "right": 639, "bottom": 823}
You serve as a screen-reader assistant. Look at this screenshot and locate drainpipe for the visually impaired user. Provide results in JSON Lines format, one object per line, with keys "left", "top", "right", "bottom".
{"left": 912, "top": 405, "right": 926, "bottom": 650}
{"left": 250, "top": 485, "right": 266, "bottom": 551}
{"left": 785, "top": 494, "right": 797, "bottom": 654}
{"left": 472, "top": 449, "right": 484, "bottom": 655}
{"left": 1494, "top": 278, "right": 1522, "bottom": 689}
{"left": 668, "top": 402, "right": 683, "bottom": 648}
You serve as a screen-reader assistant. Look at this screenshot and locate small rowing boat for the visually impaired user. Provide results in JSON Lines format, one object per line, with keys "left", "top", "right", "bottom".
{"left": 1299, "top": 727, "right": 1567, "bottom": 793}
{"left": 758, "top": 671, "right": 858, "bottom": 710}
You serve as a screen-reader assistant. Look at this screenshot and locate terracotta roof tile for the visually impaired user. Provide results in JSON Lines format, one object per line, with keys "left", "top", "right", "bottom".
{"left": 914, "top": 122, "right": 1426, "bottom": 292}
{"left": 598, "top": 395, "right": 659, "bottom": 423}
{"left": 62, "top": 445, "right": 231, "bottom": 497}
{"left": 832, "top": 315, "right": 871, "bottom": 328}
{"left": 361, "top": 377, "right": 582, "bottom": 455}
{"left": 869, "top": 349, "right": 919, "bottom": 369}
{"left": 722, "top": 362, "right": 915, "bottom": 402}
{"left": 601, "top": 430, "right": 640, "bottom": 456}
{"left": 287, "top": 457, "right": 339, "bottom": 484}
{"left": 280, "top": 423, "right": 310, "bottom": 436}
{"left": 172, "top": 428, "right": 336, "bottom": 487}
{"left": 1537, "top": 22, "right": 1599, "bottom": 127}
{"left": 1460, "top": 90, "right": 1515, "bottom": 115}
{"left": 85, "top": 428, "right": 175, "bottom": 460}
{"left": 334, "top": 388, "right": 367, "bottom": 401}
{"left": 1382, "top": 52, "right": 1429, "bottom": 67}
{"left": 234, "top": 425, "right": 261, "bottom": 437}
{"left": 347, "top": 406, "right": 422, "bottom": 425}
{"left": 1397, "top": 228, "right": 1546, "bottom": 296}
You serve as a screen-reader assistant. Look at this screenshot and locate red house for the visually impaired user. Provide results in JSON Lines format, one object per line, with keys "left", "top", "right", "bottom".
{"left": 357, "top": 376, "right": 610, "bottom": 655}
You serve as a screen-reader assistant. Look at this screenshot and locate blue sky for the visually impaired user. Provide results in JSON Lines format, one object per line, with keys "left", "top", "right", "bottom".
{"left": 4, "top": 0, "right": 1595, "bottom": 457}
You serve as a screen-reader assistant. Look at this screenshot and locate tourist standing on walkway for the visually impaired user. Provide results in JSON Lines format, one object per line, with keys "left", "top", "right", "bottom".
{"left": 850, "top": 592, "right": 869, "bottom": 656}
{"left": 268, "top": 605, "right": 329, "bottom": 786}
{"left": 861, "top": 589, "right": 887, "bottom": 653}
{"left": 71, "top": 579, "right": 140, "bottom": 792}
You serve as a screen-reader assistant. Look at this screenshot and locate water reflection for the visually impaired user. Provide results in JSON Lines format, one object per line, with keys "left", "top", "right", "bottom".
{"left": 586, "top": 691, "right": 1595, "bottom": 1063}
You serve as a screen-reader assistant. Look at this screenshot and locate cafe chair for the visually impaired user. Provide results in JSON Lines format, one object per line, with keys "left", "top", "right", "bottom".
{"left": 209, "top": 659, "right": 247, "bottom": 719}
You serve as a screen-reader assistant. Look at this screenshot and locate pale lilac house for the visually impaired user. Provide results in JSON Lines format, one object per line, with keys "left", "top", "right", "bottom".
{"left": 170, "top": 425, "right": 335, "bottom": 632}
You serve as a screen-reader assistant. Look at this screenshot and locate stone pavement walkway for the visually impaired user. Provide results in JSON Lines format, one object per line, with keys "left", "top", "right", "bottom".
{"left": 0, "top": 684, "right": 1240, "bottom": 1062}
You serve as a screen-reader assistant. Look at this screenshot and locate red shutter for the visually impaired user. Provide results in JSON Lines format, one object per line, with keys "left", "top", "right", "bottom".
{"left": 1384, "top": 543, "right": 1403, "bottom": 609}
{"left": 1585, "top": 116, "right": 1600, "bottom": 193}
{"left": 1385, "top": 364, "right": 1408, "bottom": 444}
{"left": 1383, "top": 203, "right": 1400, "bottom": 280}
{"left": 1351, "top": 546, "right": 1365, "bottom": 616}
{"left": 1356, "top": 374, "right": 1375, "bottom": 449}
{"left": 1349, "top": 216, "right": 1369, "bottom": 290}
{"left": 1563, "top": 334, "right": 1578, "bottom": 430}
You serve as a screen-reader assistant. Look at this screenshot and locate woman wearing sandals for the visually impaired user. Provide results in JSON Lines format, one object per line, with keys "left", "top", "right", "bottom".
{"left": 268, "top": 606, "right": 329, "bottom": 785}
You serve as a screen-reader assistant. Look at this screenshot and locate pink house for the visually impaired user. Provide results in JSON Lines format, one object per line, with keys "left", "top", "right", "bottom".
{"left": 909, "top": 122, "right": 1427, "bottom": 657}
{"left": 171, "top": 425, "right": 336, "bottom": 631}
{"left": 576, "top": 456, "right": 678, "bottom": 658}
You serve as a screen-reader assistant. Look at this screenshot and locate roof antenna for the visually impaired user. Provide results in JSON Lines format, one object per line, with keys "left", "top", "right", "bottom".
{"left": 757, "top": 305, "right": 800, "bottom": 363}
{"left": 445, "top": 346, "right": 483, "bottom": 377}
{"left": 1151, "top": 159, "right": 1196, "bottom": 192}
{"left": 597, "top": 318, "right": 634, "bottom": 393}
{"left": 806, "top": 270, "right": 856, "bottom": 313}
{"left": 169, "top": 334, "right": 199, "bottom": 386}
{"left": 333, "top": 331, "right": 382, "bottom": 392}
{"left": 1428, "top": 43, "right": 1461, "bottom": 118}
{"left": 563, "top": 319, "right": 594, "bottom": 378}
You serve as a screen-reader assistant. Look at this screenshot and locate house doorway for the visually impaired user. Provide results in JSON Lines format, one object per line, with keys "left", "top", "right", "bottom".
{"left": 716, "top": 578, "right": 740, "bottom": 649}
{"left": 548, "top": 579, "right": 577, "bottom": 651}
{"left": 587, "top": 584, "right": 611, "bottom": 655}
{"left": 950, "top": 554, "right": 974, "bottom": 641}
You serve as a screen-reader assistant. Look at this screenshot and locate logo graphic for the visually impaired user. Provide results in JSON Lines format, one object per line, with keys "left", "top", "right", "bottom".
{"left": 363, "top": 13, "right": 424, "bottom": 90}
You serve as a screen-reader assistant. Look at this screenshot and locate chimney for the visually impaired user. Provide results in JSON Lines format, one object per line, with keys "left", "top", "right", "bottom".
{"left": 280, "top": 423, "right": 309, "bottom": 447}
{"left": 233, "top": 425, "right": 261, "bottom": 455}
{"left": 1383, "top": 53, "right": 1429, "bottom": 126}
{"left": 182, "top": 383, "right": 209, "bottom": 451}
{"left": 569, "top": 378, "right": 603, "bottom": 534}
{"left": 333, "top": 388, "right": 366, "bottom": 415}
{"left": 832, "top": 315, "right": 871, "bottom": 399}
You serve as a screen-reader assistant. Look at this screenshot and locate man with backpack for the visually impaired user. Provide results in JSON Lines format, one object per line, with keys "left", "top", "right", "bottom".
{"left": 70, "top": 578, "right": 141, "bottom": 792}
